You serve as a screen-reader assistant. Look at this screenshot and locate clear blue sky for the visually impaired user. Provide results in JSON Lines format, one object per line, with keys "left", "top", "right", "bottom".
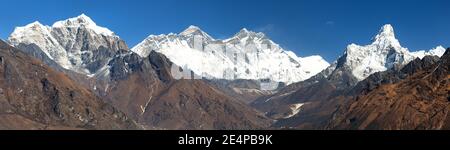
{"left": 0, "top": 0, "right": 448, "bottom": 61}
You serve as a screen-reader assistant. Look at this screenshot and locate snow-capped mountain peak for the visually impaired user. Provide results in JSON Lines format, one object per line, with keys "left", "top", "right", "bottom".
{"left": 180, "top": 25, "right": 202, "bottom": 34}
{"left": 10, "top": 21, "right": 49, "bottom": 40}
{"left": 52, "top": 14, "right": 114, "bottom": 36}
{"left": 180, "top": 25, "right": 213, "bottom": 40}
{"left": 375, "top": 24, "right": 395, "bottom": 39}
{"left": 132, "top": 25, "right": 330, "bottom": 85}
{"left": 336, "top": 24, "right": 414, "bottom": 81}
{"left": 411, "top": 46, "right": 446, "bottom": 59}
{"left": 52, "top": 14, "right": 95, "bottom": 27}
{"left": 236, "top": 28, "right": 251, "bottom": 36}
{"left": 232, "top": 28, "right": 266, "bottom": 39}
{"left": 240, "top": 28, "right": 249, "bottom": 33}
{"left": 27, "top": 21, "right": 46, "bottom": 28}
{"left": 8, "top": 14, "right": 127, "bottom": 75}
{"left": 371, "top": 24, "right": 402, "bottom": 50}
{"left": 328, "top": 24, "right": 444, "bottom": 83}
{"left": 11, "top": 21, "right": 50, "bottom": 36}
{"left": 8, "top": 20, "right": 72, "bottom": 69}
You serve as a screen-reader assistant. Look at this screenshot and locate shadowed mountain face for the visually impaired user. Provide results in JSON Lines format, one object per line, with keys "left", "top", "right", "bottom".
{"left": 0, "top": 40, "right": 139, "bottom": 129}
{"left": 272, "top": 48, "right": 450, "bottom": 130}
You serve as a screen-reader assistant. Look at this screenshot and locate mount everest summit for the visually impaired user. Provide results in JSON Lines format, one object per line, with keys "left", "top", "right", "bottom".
{"left": 132, "top": 25, "right": 330, "bottom": 84}
{"left": 5, "top": 14, "right": 275, "bottom": 129}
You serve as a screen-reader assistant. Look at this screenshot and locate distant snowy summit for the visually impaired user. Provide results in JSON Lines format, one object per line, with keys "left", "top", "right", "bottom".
{"left": 8, "top": 14, "right": 128, "bottom": 75}
{"left": 323, "top": 24, "right": 445, "bottom": 84}
{"left": 132, "top": 25, "right": 330, "bottom": 85}
{"left": 52, "top": 13, "right": 115, "bottom": 36}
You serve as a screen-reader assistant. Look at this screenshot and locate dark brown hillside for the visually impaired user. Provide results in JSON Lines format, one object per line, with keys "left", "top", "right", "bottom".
{"left": 325, "top": 48, "right": 450, "bottom": 129}
{"left": 141, "top": 80, "right": 270, "bottom": 130}
{"left": 0, "top": 40, "right": 139, "bottom": 129}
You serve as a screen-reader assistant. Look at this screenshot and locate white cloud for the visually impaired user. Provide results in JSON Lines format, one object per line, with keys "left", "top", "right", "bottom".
{"left": 325, "top": 21, "right": 335, "bottom": 25}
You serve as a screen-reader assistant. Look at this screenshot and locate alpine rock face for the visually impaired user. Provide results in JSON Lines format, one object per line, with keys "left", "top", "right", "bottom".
{"left": 8, "top": 14, "right": 128, "bottom": 75}
{"left": 131, "top": 26, "right": 330, "bottom": 85}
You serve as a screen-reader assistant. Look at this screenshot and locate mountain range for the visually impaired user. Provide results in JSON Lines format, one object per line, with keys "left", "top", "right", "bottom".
{"left": 1, "top": 14, "right": 448, "bottom": 129}
{"left": 132, "top": 25, "right": 330, "bottom": 85}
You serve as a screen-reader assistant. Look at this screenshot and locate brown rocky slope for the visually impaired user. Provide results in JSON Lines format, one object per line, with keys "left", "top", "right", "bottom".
{"left": 324, "top": 48, "right": 450, "bottom": 129}
{"left": 0, "top": 40, "right": 139, "bottom": 129}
